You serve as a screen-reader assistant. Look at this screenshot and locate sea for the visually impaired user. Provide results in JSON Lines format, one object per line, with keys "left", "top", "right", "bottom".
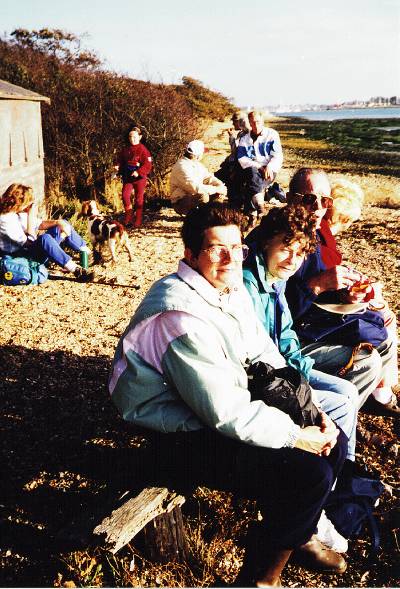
{"left": 274, "top": 107, "right": 400, "bottom": 121}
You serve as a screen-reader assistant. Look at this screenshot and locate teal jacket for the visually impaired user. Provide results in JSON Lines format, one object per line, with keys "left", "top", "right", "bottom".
{"left": 243, "top": 247, "right": 314, "bottom": 380}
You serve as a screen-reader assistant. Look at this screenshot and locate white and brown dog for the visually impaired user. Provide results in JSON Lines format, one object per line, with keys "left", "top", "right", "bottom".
{"left": 79, "top": 200, "right": 133, "bottom": 263}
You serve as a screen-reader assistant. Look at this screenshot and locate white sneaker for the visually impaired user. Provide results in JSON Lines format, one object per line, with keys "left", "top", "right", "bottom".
{"left": 316, "top": 510, "right": 348, "bottom": 553}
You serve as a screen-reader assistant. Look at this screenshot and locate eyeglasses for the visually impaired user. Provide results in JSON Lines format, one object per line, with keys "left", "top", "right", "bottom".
{"left": 293, "top": 192, "right": 333, "bottom": 209}
{"left": 202, "top": 244, "right": 249, "bottom": 263}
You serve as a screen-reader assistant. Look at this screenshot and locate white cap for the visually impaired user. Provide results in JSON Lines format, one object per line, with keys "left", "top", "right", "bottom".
{"left": 186, "top": 140, "right": 205, "bottom": 157}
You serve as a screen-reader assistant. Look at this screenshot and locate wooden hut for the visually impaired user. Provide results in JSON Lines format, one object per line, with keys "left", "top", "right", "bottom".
{"left": 0, "top": 79, "right": 50, "bottom": 204}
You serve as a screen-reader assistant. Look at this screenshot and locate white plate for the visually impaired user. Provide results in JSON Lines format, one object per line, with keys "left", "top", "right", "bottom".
{"left": 313, "top": 302, "right": 368, "bottom": 315}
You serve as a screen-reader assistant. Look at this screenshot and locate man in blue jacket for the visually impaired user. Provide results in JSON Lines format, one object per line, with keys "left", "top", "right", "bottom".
{"left": 237, "top": 110, "right": 285, "bottom": 222}
{"left": 285, "top": 168, "right": 399, "bottom": 415}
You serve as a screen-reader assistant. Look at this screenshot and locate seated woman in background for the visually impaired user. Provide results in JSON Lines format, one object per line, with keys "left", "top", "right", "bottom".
{"left": 326, "top": 178, "right": 363, "bottom": 236}
{"left": 243, "top": 205, "right": 359, "bottom": 470}
{"left": 215, "top": 111, "right": 250, "bottom": 208}
{"left": 0, "top": 183, "right": 94, "bottom": 282}
{"left": 169, "top": 140, "right": 227, "bottom": 215}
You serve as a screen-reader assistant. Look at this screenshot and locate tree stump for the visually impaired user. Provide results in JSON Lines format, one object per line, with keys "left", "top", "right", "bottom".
{"left": 142, "top": 503, "right": 190, "bottom": 563}
{"left": 92, "top": 486, "right": 187, "bottom": 558}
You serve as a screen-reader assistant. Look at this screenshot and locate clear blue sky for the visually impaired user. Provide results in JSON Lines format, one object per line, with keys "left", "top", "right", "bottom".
{"left": 1, "top": 0, "right": 399, "bottom": 107}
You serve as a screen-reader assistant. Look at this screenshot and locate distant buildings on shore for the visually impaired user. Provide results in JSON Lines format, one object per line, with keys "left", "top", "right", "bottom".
{"left": 266, "top": 96, "right": 400, "bottom": 114}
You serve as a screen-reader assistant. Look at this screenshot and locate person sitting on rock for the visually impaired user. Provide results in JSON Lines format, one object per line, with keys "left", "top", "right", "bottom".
{"left": 169, "top": 140, "right": 227, "bottom": 216}
{"left": 0, "top": 183, "right": 94, "bottom": 282}
{"left": 237, "top": 109, "right": 285, "bottom": 223}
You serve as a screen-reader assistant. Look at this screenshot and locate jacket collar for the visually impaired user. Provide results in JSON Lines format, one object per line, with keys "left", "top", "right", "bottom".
{"left": 177, "top": 259, "right": 241, "bottom": 307}
{"left": 250, "top": 248, "right": 286, "bottom": 296}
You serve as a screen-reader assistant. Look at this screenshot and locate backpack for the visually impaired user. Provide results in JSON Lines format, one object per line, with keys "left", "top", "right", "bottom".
{"left": 325, "top": 471, "right": 385, "bottom": 556}
{"left": 0, "top": 255, "right": 48, "bottom": 286}
{"left": 246, "top": 362, "right": 320, "bottom": 428}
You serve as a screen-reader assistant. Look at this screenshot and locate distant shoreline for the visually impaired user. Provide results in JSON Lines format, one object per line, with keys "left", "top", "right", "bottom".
{"left": 273, "top": 106, "right": 400, "bottom": 122}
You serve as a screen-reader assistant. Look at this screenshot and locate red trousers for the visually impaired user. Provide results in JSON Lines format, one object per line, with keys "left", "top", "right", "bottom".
{"left": 122, "top": 178, "right": 147, "bottom": 211}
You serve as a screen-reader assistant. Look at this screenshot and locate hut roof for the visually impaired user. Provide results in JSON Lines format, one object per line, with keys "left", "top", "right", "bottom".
{"left": 0, "top": 79, "right": 50, "bottom": 104}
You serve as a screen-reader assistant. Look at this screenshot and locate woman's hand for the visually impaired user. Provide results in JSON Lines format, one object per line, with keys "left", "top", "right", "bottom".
{"left": 294, "top": 421, "right": 339, "bottom": 455}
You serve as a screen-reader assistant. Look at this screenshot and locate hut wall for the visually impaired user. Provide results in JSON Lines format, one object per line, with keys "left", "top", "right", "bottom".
{"left": 0, "top": 99, "right": 45, "bottom": 205}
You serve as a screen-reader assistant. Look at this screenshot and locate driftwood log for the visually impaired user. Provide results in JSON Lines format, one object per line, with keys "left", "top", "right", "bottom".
{"left": 92, "top": 486, "right": 188, "bottom": 561}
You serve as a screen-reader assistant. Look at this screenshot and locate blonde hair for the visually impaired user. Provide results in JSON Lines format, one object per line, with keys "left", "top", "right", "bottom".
{"left": 329, "top": 178, "right": 364, "bottom": 235}
{"left": 0, "top": 184, "right": 34, "bottom": 214}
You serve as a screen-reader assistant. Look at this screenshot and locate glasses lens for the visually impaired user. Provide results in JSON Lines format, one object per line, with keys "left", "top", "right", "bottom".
{"left": 206, "top": 245, "right": 249, "bottom": 262}
{"left": 241, "top": 245, "right": 249, "bottom": 260}
{"left": 302, "top": 193, "right": 317, "bottom": 206}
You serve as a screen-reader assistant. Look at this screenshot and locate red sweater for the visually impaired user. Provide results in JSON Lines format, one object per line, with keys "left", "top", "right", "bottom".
{"left": 319, "top": 218, "right": 342, "bottom": 269}
{"left": 116, "top": 144, "right": 152, "bottom": 178}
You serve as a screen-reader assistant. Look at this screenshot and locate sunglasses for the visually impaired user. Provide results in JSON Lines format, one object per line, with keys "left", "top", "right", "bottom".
{"left": 293, "top": 192, "right": 333, "bottom": 209}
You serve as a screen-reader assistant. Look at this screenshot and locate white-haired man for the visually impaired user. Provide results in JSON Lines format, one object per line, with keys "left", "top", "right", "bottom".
{"left": 170, "top": 140, "right": 227, "bottom": 215}
{"left": 237, "top": 110, "right": 285, "bottom": 222}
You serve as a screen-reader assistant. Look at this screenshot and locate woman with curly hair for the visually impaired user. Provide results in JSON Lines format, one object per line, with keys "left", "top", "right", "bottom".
{"left": 243, "top": 205, "right": 360, "bottom": 550}
{"left": 0, "top": 183, "right": 93, "bottom": 282}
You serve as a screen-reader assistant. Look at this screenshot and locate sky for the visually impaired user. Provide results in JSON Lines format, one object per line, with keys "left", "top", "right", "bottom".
{"left": 0, "top": 0, "right": 399, "bottom": 108}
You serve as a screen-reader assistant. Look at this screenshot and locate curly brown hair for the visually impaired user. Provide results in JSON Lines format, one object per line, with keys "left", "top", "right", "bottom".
{"left": 0, "top": 184, "right": 34, "bottom": 214}
{"left": 257, "top": 205, "right": 317, "bottom": 254}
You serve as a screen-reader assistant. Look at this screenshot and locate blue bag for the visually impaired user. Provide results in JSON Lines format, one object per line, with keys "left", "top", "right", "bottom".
{"left": 297, "top": 306, "right": 387, "bottom": 347}
{"left": 0, "top": 255, "right": 48, "bottom": 286}
{"left": 325, "top": 472, "right": 385, "bottom": 555}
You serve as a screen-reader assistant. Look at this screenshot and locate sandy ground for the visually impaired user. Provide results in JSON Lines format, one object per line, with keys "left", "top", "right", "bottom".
{"left": 0, "top": 120, "right": 399, "bottom": 587}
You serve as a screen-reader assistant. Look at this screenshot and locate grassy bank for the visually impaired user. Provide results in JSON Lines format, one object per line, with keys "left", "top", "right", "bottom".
{"left": 271, "top": 116, "right": 400, "bottom": 207}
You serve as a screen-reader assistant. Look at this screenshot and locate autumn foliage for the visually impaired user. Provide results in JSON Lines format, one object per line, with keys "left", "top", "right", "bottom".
{"left": 0, "top": 29, "right": 235, "bottom": 201}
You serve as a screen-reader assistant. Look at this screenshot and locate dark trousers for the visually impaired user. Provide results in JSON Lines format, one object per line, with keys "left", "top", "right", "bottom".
{"left": 149, "top": 427, "right": 348, "bottom": 550}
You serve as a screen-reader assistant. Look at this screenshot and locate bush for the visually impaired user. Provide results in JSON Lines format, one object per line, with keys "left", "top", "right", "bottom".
{"left": 0, "top": 29, "right": 201, "bottom": 203}
{"left": 175, "top": 76, "right": 236, "bottom": 122}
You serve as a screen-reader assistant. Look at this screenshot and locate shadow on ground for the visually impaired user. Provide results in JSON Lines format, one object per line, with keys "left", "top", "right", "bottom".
{"left": 0, "top": 345, "right": 156, "bottom": 586}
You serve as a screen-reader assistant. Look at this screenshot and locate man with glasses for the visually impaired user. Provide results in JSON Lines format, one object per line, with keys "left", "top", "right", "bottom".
{"left": 109, "top": 202, "right": 348, "bottom": 586}
{"left": 285, "top": 168, "right": 399, "bottom": 416}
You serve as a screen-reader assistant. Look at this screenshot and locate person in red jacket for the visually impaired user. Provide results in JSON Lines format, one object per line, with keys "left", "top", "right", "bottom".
{"left": 114, "top": 127, "right": 152, "bottom": 227}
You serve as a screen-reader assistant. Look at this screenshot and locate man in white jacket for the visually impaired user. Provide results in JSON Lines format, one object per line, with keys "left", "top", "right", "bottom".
{"left": 170, "top": 140, "right": 227, "bottom": 215}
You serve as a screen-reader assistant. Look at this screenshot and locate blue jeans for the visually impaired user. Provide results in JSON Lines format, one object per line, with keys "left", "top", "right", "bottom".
{"left": 26, "top": 224, "right": 86, "bottom": 268}
{"left": 309, "top": 368, "right": 358, "bottom": 461}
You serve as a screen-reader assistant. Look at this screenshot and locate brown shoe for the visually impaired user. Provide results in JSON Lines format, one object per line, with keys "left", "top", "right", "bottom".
{"left": 363, "top": 392, "right": 400, "bottom": 418}
{"left": 292, "top": 534, "right": 347, "bottom": 573}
